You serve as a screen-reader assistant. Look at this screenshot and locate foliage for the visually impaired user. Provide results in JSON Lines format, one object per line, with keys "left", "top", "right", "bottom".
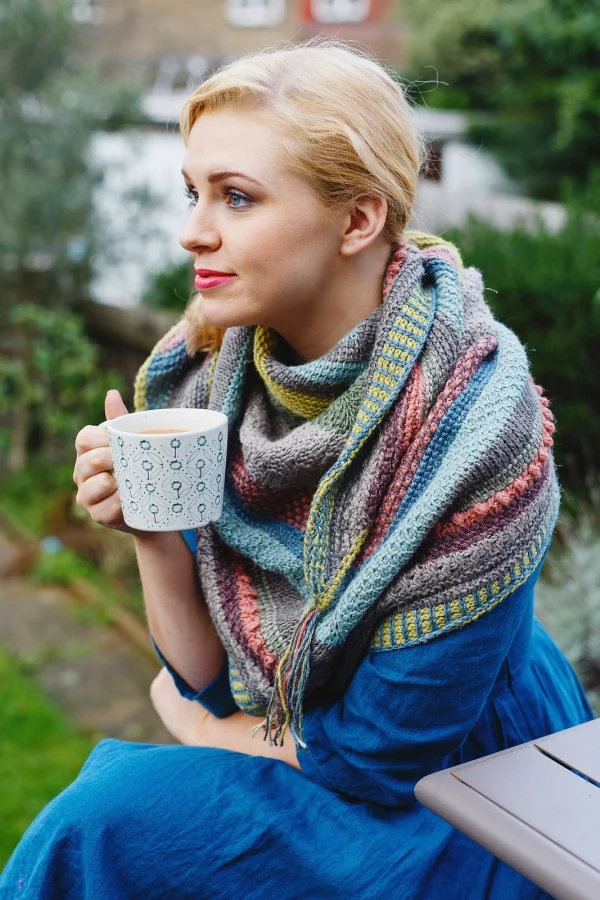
{"left": 0, "top": 304, "right": 125, "bottom": 470}
{"left": 0, "top": 646, "right": 95, "bottom": 868}
{"left": 31, "top": 545, "right": 99, "bottom": 587}
{"left": 403, "top": 0, "right": 600, "bottom": 200}
{"left": 403, "top": 0, "right": 504, "bottom": 111}
{"left": 0, "top": 461, "right": 74, "bottom": 535}
{"left": 0, "top": 0, "right": 145, "bottom": 472}
{"left": 0, "top": 0, "right": 145, "bottom": 313}
{"left": 445, "top": 187, "right": 600, "bottom": 492}
{"left": 536, "top": 500, "right": 600, "bottom": 714}
{"left": 142, "top": 259, "right": 194, "bottom": 313}
{"left": 0, "top": 459, "right": 146, "bottom": 622}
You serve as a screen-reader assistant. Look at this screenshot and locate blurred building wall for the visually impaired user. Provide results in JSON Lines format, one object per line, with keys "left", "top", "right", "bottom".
{"left": 77, "top": 0, "right": 405, "bottom": 87}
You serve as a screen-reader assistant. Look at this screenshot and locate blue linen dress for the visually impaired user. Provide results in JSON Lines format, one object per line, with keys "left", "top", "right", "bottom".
{"left": 0, "top": 531, "right": 592, "bottom": 900}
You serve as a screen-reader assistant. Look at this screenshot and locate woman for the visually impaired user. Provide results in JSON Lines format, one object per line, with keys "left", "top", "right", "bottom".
{"left": 1, "top": 40, "right": 592, "bottom": 899}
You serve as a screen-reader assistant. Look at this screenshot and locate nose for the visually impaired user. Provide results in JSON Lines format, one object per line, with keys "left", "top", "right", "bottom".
{"left": 179, "top": 205, "right": 221, "bottom": 255}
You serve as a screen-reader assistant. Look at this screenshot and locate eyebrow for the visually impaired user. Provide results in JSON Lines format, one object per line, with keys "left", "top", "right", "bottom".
{"left": 181, "top": 168, "right": 266, "bottom": 189}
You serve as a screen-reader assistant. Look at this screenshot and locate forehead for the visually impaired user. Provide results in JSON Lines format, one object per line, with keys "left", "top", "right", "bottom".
{"left": 183, "top": 108, "right": 283, "bottom": 178}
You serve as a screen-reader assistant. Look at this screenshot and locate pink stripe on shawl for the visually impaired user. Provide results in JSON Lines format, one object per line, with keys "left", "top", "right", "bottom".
{"left": 362, "top": 335, "right": 498, "bottom": 558}
{"left": 230, "top": 445, "right": 312, "bottom": 531}
{"left": 434, "top": 380, "right": 555, "bottom": 539}
{"left": 421, "top": 246, "right": 460, "bottom": 268}
{"left": 360, "top": 361, "right": 426, "bottom": 560}
{"left": 230, "top": 554, "right": 279, "bottom": 676}
{"left": 213, "top": 540, "right": 277, "bottom": 681}
{"left": 160, "top": 324, "right": 187, "bottom": 352}
{"left": 383, "top": 243, "right": 409, "bottom": 297}
{"left": 420, "top": 458, "right": 550, "bottom": 563}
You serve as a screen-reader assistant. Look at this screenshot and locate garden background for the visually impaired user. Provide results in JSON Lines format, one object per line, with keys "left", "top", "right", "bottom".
{"left": 1, "top": 0, "right": 599, "bottom": 866}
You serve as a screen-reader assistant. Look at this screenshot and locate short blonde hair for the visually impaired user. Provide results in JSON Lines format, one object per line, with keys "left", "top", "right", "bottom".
{"left": 180, "top": 39, "right": 426, "bottom": 355}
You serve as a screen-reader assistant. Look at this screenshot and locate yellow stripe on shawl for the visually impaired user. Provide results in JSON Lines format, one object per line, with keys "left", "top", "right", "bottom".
{"left": 317, "top": 529, "right": 369, "bottom": 611}
{"left": 253, "top": 325, "right": 333, "bottom": 418}
{"left": 404, "top": 230, "right": 465, "bottom": 277}
{"left": 371, "top": 508, "right": 555, "bottom": 652}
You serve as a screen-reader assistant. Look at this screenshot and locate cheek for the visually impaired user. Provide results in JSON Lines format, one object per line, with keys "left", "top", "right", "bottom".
{"left": 244, "top": 219, "right": 302, "bottom": 268}
{"left": 239, "top": 214, "right": 336, "bottom": 291}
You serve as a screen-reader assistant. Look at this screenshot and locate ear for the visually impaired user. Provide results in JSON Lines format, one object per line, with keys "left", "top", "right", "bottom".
{"left": 340, "top": 195, "right": 388, "bottom": 257}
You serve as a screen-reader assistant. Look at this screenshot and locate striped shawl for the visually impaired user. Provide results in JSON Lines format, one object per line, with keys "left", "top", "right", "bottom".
{"left": 134, "top": 233, "right": 559, "bottom": 748}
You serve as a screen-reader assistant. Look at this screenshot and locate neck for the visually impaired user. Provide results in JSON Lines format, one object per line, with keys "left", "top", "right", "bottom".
{"left": 272, "top": 240, "right": 394, "bottom": 363}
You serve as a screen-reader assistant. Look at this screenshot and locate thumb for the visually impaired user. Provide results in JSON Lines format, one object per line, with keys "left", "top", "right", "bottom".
{"left": 105, "top": 389, "right": 129, "bottom": 421}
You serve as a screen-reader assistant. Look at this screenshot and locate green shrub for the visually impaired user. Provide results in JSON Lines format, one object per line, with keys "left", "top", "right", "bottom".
{"left": 0, "top": 304, "right": 126, "bottom": 473}
{"left": 447, "top": 190, "right": 600, "bottom": 493}
{"left": 0, "top": 461, "right": 73, "bottom": 536}
{"left": 536, "top": 502, "right": 600, "bottom": 714}
{"left": 403, "top": 0, "right": 600, "bottom": 201}
{"left": 30, "top": 546, "right": 98, "bottom": 587}
{"left": 142, "top": 259, "right": 193, "bottom": 312}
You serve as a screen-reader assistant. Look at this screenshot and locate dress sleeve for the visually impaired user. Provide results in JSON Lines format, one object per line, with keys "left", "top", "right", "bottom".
{"left": 150, "top": 634, "right": 237, "bottom": 718}
{"left": 299, "top": 572, "right": 538, "bottom": 808}
{"left": 148, "top": 529, "right": 238, "bottom": 719}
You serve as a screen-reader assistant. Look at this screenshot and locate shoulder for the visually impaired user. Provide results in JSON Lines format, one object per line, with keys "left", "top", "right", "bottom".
{"left": 134, "top": 320, "right": 216, "bottom": 412}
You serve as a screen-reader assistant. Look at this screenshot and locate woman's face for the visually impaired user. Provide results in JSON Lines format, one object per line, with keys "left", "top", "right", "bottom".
{"left": 179, "top": 107, "right": 349, "bottom": 336}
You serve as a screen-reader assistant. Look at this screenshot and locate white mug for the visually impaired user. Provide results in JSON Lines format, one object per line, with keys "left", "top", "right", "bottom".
{"left": 99, "top": 408, "right": 228, "bottom": 532}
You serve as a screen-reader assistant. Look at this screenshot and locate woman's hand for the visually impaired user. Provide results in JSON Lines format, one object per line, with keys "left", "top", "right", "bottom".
{"left": 73, "top": 389, "right": 142, "bottom": 536}
{"left": 150, "top": 666, "right": 301, "bottom": 770}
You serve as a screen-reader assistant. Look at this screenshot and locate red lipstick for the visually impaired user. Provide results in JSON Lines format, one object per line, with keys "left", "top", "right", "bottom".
{"left": 194, "top": 268, "right": 237, "bottom": 291}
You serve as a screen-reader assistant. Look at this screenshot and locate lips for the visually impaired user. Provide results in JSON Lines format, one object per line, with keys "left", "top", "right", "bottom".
{"left": 195, "top": 269, "right": 235, "bottom": 277}
{"left": 194, "top": 268, "right": 238, "bottom": 291}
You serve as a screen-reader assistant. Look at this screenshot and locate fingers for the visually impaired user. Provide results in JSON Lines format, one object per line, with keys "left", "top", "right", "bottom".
{"left": 74, "top": 414, "right": 126, "bottom": 532}
{"left": 76, "top": 470, "right": 118, "bottom": 507}
{"left": 73, "top": 445, "right": 113, "bottom": 485}
{"left": 105, "top": 389, "right": 129, "bottom": 421}
{"left": 75, "top": 424, "right": 110, "bottom": 457}
{"left": 81, "top": 489, "right": 124, "bottom": 529}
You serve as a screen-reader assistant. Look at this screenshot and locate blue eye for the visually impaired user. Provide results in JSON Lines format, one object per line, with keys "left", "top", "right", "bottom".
{"left": 225, "top": 188, "right": 252, "bottom": 210}
{"left": 182, "top": 185, "right": 253, "bottom": 210}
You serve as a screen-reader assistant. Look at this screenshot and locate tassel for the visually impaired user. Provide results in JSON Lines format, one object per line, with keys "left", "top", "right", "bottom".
{"left": 261, "top": 606, "right": 319, "bottom": 749}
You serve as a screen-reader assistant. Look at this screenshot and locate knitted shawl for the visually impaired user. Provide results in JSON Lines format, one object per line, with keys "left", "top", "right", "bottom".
{"left": 134, "top": 232, "right": 559, "bottom": 748}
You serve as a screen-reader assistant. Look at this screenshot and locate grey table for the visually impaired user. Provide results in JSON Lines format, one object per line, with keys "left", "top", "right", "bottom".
{"left": 415, "top": 718, "right": 600, "bottom": 900}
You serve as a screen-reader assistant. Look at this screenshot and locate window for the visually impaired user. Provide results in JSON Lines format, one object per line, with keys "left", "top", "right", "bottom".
{"left": 153, "top": 55, "right": 209, "bottom": 93}
{"left": 310, "top": 0, "right": 370, "bottom": 23}
{"left": 226, "top": 0, "right": 285, "bottom": 28}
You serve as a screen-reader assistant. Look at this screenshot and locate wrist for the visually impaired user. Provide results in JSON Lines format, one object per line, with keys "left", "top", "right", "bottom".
{"left": 133, "top": 530, "right": 181, "bottom": 548}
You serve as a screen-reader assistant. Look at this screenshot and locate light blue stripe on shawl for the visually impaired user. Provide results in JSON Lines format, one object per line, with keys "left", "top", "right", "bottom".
{"left": 317, "top": 323, "right": 532, "bottom": 646}
{"left": 215, "top": 489, "right": 311, "bottom": 601}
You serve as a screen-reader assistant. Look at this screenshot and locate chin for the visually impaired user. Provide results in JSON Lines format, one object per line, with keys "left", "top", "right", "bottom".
{"left": 200, "top": 296, "right": 262, "bottom": 330}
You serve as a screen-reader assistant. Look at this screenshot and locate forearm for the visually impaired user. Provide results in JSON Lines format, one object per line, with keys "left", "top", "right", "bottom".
{"left": 150, "top": 664, "right": 300, "bottom": 769}
{"left": 134, "top": 531, "right": 225, "bottom": 692}
{"left": 208, "top": 710, "right": 301, "bottom": 770}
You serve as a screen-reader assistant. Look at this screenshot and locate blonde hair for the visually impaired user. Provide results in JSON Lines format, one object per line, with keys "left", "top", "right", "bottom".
{"left": 180, "top": 38, "right": 426, "bottom": 356}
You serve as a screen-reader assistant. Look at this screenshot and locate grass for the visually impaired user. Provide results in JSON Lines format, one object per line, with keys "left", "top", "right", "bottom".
{"left": 0, "top": 647, "right": 96, "bottom": 869}
{"left": 0, "top": 464, "right": 145, "bottom": 869}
